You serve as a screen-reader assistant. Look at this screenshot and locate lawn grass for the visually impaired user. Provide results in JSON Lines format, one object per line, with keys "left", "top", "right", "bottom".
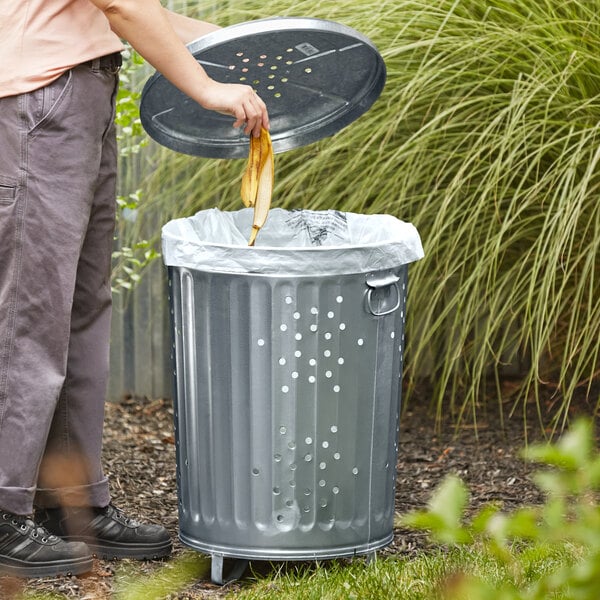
{"left": 223, "top": 544, "right": 578, "bottom": 600}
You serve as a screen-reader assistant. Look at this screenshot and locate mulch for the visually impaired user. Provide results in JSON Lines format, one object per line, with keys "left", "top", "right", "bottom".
{"left": 7, "top": 385, "right": 597, "bottom": 599}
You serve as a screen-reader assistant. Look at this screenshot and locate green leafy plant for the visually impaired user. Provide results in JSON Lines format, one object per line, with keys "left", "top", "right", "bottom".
{"left": 112, "top": 47, "right": 157, "bottom": 293}
{"left": 402, "top": 418, "right": 600, "bottom": 599}
{"left": 115, "top": 47, "right": 147, "bottom": 159}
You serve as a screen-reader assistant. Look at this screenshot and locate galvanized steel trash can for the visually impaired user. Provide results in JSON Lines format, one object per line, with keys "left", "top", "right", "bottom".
{"left": 163, "top": 208, "right": 424, "bottom": 582}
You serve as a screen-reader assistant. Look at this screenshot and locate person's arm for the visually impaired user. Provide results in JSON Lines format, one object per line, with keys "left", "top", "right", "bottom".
{"left": 90, "top": 0, "right": 268, "bottom": 137}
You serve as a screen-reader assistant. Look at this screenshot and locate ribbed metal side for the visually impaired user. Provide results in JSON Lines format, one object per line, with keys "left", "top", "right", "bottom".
{"left": 168, "top": 266, "right": 407, "bottom": 559}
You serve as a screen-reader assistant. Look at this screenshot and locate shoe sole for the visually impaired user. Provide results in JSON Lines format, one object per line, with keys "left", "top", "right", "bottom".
{"left": 0, "top": 555, "right": 93, "bottom": 578}
{"left": 63, "top": 538, "right": 172, "bottom": 561}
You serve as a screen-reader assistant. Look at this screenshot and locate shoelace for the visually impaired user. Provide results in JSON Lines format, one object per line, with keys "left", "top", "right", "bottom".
{"left": 2, "top": 513, "right": 58, "bottom": 543}
{"left": 104, "top": 504, "right": 140, "bottom": 527}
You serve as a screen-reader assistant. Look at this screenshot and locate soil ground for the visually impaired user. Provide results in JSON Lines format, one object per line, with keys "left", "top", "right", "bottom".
{"left": 6, "top": 384, "right": 598, "bottom": 599}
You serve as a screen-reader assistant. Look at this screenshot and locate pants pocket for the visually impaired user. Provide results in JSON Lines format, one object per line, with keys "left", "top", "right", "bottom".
{"left": 27, "top": 71, "right": 73, "bottom": 135}
{"left": 0, "top": 175, "right": 17, "bottom": 206}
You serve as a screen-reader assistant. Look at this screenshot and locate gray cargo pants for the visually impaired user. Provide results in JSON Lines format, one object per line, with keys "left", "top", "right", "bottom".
{"left": 0, "top": 58, "right": 120, "bottom": 515}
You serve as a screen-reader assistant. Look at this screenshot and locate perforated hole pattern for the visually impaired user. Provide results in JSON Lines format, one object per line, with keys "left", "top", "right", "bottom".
{"left": 230, "top": 46, "right": 317, "bottom": 100}
{"left": 247, "top": 284, "right": 405, "bottom": 525}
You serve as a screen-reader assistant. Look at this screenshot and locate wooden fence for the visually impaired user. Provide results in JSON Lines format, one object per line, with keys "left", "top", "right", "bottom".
{"left": 108, "top": 259, "right": 173, "bottom": 401}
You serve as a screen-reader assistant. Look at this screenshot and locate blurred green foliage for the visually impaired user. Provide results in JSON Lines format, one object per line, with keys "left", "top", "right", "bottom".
{"left": 402, "top": 419, "right": 600, "bottom": 599}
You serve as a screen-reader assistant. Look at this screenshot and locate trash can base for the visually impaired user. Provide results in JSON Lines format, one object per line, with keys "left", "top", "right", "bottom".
{"left": 210, "top": 554, "right": 249, "bottom": 585}
{"left": 179, "top": 531, "right": 394, "bottom": 563}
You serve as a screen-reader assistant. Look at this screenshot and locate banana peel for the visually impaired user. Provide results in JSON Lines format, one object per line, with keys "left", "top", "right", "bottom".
{"left": 240, "top": 134, "right": 260, "bottom": 208}
{"left": 241, "top": 128, "right": 273, "bottom": 246}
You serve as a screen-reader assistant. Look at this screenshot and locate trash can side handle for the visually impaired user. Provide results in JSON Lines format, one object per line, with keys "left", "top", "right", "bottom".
{"left": 365, "top": 271, "right": 401, "bottom": 316}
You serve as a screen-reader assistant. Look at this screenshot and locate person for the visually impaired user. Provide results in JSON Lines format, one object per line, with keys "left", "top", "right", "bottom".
{"left": 0, "top": 0, "right": 270, "bottom": 579}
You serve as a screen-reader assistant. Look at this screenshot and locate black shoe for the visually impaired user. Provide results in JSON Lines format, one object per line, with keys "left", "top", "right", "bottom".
{"left": 0, "top": 512, "right": 92, "bottom": 578}
{"left": 36, "top": 504, "right": 172, "bottom": 560}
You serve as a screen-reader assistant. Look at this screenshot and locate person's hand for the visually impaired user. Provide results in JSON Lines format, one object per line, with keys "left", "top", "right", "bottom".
{"left": 200, "top": 80, "right": 270, "bottom": 137}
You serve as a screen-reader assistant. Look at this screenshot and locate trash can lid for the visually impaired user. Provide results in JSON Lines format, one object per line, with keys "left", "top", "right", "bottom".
{"left": 139, "top": 17, "right": 386, "bottom": 158}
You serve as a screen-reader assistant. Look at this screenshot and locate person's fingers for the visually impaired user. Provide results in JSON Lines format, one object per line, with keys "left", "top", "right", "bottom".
{"left": 246, "top": 92, "right": 269, "bottom": 137}
{"left": 246, "top": 106, "right": 262, "bottom": 137}
{"left": 255, "top": 93, "right": 270, "bottom": 132}
{"left": 231, "top": 108, "right": 246, "bottom": 130}
{"left": 225, "top": 86, "right": 270, "bottom": 137}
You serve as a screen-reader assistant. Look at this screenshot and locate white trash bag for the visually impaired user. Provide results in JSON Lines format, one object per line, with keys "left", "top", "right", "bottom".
{"left": 162, "top": 207, "right": 424, "bottom": 276}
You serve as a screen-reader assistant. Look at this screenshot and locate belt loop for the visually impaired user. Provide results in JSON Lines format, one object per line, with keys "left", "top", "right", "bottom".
{"left": 108, "top": 57, "right": 122, "bottom": 75}
{"left": 90, "top": 57, "right": 101, "bottom": 72}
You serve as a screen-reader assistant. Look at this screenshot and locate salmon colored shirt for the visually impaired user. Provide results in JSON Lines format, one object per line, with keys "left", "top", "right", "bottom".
{"left": 0, "top": 0, "right": 125, "bottom": 98}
